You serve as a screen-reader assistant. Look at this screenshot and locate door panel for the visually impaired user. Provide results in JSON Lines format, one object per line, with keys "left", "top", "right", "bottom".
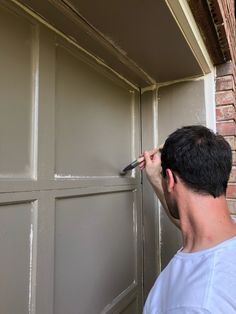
{"left": 55, "top": 45, "right": 134, "bottom": 177}
{"left": 0, "top": 2, "right": 142, "bottom": 314}
{"left": 54, "top": 191, "right": 137, "bottom": 314}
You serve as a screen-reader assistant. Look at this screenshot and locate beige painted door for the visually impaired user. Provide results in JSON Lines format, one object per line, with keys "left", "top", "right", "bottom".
{"left": 158, "top": 80, "right": 207, "bottom": 269}
{"left": 141, "top": 79, "right": 208, "bottom": 298}
{"left": 0, "top": 2, "right": 143, "bottom": 313}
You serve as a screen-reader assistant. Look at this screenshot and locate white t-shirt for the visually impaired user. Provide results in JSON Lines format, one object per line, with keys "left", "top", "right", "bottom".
{"left": 144, "top": 235, "right": 236, "bottom": 314}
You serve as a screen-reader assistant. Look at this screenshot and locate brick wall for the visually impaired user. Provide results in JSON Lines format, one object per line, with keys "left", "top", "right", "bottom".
{"left": 217, "top": 0, "right": 236, "bottom": 64}
{"left": 189, "top": 1, "right": 236, "bottom": 211}
{"left": 216, "top": 62, "right": 236, "bottom": 214}
{"left": 214, "top": 0, "right": 236, "bottom": 214}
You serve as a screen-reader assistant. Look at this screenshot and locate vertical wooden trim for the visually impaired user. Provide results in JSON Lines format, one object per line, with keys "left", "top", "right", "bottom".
{"left": 29, "top": 200, "right": 38, "bottom": 314}
{"left": 31, "top": 25, "right": 40, "bottom": 180}
{"left": 204, "top": 71, "right": 216, "bottom": 131}
{"left": 134, "top": 186, "right": 144, "bottom": 312}
{"left": 140, "top": 88, "right": 160, "bottom": 301}
{"left": 35, "top": 192, "right": 55, "bottom": 314}
{"left": 153, "top": 88, "right": 161, "bottom": 274}
{"left": 37, "top": 26, "right": 56, "bottom": 180}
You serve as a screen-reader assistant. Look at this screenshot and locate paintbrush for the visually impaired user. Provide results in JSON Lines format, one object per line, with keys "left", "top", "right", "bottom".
{"left": 120, "top": 148, "right": 162, "bottom": 176}
{"left": 120, "top": 159, "right": 141, "bottom": 176}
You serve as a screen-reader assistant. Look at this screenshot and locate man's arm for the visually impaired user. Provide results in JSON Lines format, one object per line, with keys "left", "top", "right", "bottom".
{"left": 140, "top": 148, "right": 180, "bottom": 229}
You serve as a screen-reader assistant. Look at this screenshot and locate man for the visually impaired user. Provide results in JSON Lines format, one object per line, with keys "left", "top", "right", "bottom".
{"left": 140, "top": 125, "right": 236, "bottom": 314}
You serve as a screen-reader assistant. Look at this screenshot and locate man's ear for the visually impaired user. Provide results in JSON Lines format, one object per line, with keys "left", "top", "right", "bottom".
{"left": 166, "top": 169, "right": 176, "bottom": 192}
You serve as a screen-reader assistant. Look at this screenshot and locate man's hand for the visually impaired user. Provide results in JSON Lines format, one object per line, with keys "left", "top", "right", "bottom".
{"left": 139, "top": 146, "right": 180, "bottom": 229}
{"left": 139, "top": 147, "right": 162, "bottom": 187}
{"left": 141, "top": 148, "right": 162, "bottom": 185}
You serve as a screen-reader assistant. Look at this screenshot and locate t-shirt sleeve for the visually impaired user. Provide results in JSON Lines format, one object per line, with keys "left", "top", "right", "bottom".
{"left": 165, "top": 307, "right": 212, "bottom": 314}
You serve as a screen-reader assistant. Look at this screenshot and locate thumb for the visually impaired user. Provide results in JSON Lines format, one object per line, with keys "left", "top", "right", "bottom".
{"left": 152, "top": 151, "right": 160, "bottom": 162}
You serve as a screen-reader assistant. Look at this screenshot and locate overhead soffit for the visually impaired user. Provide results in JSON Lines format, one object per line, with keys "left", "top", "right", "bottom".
{"left": 16, "top": 0, "right": 203, "bottom": 87}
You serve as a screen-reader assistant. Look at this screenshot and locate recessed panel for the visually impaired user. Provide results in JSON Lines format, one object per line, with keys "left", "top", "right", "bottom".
{"left": 55, "top": 45, "right": 135, "bottom": 177}
{"left": 0, "top": 202, "right": 32, "bottom": 313}
{"left": 158, "top": 80, "right": 206, "bottom": 144}
{"left": 54, "top": 192, "right": 136, "bottom": 314}
{"left": 0, "top": 5, "right": 33, "bottom": 178}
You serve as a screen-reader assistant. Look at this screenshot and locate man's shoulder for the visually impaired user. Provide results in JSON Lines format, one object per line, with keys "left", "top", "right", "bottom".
{"left": 144, "top": 245, "right": 236, "bottom": 314}
{"left": 143, "top": 255, "right": 213, "bottom": 314}
{"left": 211, "top": 237, "right": 236, "bottom": 280}
{"left": 207, "top": 245, "right": 236, "bottom": 313}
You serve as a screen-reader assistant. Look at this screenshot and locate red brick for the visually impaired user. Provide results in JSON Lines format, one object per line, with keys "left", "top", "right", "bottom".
{"left": 216, "top": 90, "right": 235, "bottom": 106}
{"left": 216, "top": 62, "right": 234, "bottom": 77}
{"left": 216, "top": 75, "right": 234, "bottom": 91}
{"left": 227, "top": 199, "right": 236, "bottom": 214}
{"left": 224, "top": 136, "right": 236, "bottom": 150}
{"left": 216, "top": 105, "right": 235, "bottom": 121}
{"left": 216, "top": 121, "right": 236, "bottom": 136}
{"left": 229, "top": 166, "right": 236, "bottom": 182}
{"left": 226, "top": 184, "right": 236, "bottom": 198}
{"left": 232, "top": 151, "right": 236, "bottom": 165}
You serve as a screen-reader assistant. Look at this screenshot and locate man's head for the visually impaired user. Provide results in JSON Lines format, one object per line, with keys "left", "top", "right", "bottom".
{"left": 161, "top": 125, "right": 232, "bottom": 199}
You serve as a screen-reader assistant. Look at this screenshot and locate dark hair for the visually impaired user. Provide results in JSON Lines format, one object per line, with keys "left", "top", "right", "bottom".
{"left": 161, "top": 125, "right": 232, "bottom": 198}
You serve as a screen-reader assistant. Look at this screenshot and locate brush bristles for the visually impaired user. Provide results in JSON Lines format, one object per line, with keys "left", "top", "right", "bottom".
{"left": 119, "top": 171, "right": 126, "bottom": 176}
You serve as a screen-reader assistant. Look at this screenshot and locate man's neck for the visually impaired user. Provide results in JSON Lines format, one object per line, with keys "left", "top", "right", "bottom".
{"left": 178, "top": 193, "right": 236, "bottom": 253}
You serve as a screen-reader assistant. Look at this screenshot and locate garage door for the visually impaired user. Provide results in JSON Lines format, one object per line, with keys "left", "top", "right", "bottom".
{"left": 0, "top": 2, "right": 143, "bottom": 313}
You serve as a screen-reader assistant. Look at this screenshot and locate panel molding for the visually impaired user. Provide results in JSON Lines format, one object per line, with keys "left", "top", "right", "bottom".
{"left": 102, "top": 284, "right": 137, "bottom": 314}
{"left": 0, "top": 178, "right": 138, "bottom": 193}
{"left": 29, "top": 200, "right": 38, "bottom": 314}
{"left": 31, "top": 24, "right": 40, "bottom": 180}
{"left": 141, "top": 89, "right": 161, "bottom": 300}
{"left": 54, "top": 186, "right": 136, "bottom": 199}
{"left": 37, "top": 26, "right": 56, "bottom": 181}
{"left": 35, "top": 192, "right": 55, "bottom": 314}
{"left": 0, "top": 191, "right": 38, "bottom": 203}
